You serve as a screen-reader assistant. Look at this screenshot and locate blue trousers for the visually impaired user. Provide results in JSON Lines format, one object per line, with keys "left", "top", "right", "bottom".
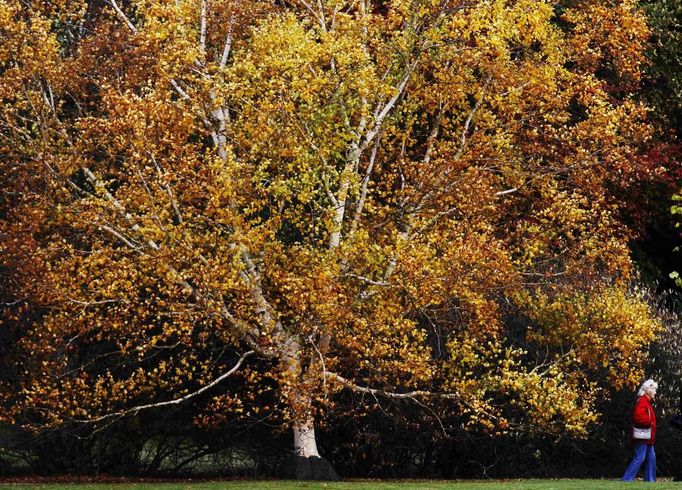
{"left": 622, "top": 442, "right": 656, "bottom": 482}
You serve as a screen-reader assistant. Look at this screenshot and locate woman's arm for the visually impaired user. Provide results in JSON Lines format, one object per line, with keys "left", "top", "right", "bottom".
{"left": 633, "top": 399, "right": 652, "bottom": 427}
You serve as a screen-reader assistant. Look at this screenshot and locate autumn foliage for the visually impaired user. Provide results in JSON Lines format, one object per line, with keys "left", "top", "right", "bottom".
{"left": 0, "top": 0, "right": 664, "bottom": 460}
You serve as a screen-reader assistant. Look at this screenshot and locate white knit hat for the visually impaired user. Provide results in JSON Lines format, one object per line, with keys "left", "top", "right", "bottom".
{"left": 637, "top": 379, "right": 658, "bottom": 397}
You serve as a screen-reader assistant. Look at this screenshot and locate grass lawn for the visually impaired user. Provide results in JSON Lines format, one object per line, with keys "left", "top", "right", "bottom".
{"left": 0, "top": 480, "right": 680, "bottom": 489}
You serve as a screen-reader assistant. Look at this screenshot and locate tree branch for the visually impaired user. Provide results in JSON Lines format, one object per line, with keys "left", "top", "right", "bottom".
{"left": 80, "top": 168, "right": 265, "bottom": 349}
{"left": 200, "top": 0, "right": 208, "bottom": 53}
{"left": 82, "top": 167, "right": 161, "bottom": 252}
{"left": 149, "top": 153, "right": 183, "bottom": 224}
{"left": 325, "top": 372, "right": 454, "bottom": 399}
{"left": 97, "top": 223, "right": 142, "bottom": 251}
{"left": 348, "top": 131, "right": 381, "bottom": 238}
{"left": 324, "top": 371, "right": 501, "bottom": 421}
{"left": 453, "top": 90, "right": 484, "bottom": 161}
{"left": 362, "top": 61, "right": 418, "bottom": 153}
{"left": 109, "top": 0, "right": 137, "bottom": 33}
{"left": 293, "top": 0, "right": 326, "bottom": 30}
{"left": 495, "top": 187, "right": 518, "bottom": 196}
{"left": 219, "top": 14, "right": 235, "bottom": 68}
{"left": 341, "top": 273, "right": 389, "bottom": 286}
{"left": 73, "top": 350, "right": 256, "bottom": 424}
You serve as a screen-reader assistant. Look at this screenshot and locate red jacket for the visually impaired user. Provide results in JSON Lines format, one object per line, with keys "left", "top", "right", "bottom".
{"left": 632, "top": 395, "right": 656, "bottom": 444}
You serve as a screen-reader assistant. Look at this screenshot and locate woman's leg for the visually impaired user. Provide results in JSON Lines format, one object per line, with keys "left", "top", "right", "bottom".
{"left": 622, "top": 442, "right": 647, "bottom": 481}
{"left": 643, "top": 444, "right": 656, "bottom": 482}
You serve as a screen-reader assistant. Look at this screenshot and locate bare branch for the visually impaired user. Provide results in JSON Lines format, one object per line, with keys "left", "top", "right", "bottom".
{"left": 322, "top": 173, "right": 340, "bottom": 209}
{"left": 454, "top": 94, "right": 482, "bottom": 161}
{"left": 348, "top": 131, "right": 381, "bottom": 238}
{"left": 325, "top": 372, "right": 501, "bottom": 422}
{"left": 73, "top": 350, "right": 256, "bottom": 424}
{"left": 97, "top": 223, "right": 142, "bottom": 251}
{"left": 325, "top": 371, "right": 457, "bottom": 400}
{"left": 423, "top": 103, "right": 444, "bottom": 165}
{"left": 106, "top": 0, "right": 202, "bottom": 110}
{"left": 66, "top": 297, "right": 122, "bottom": 307}
{"left": 170, "top": 80, "right": 191, "bottom": 101}
{"left": 149, "top": 153, "right": 183, "bottom": 224}
{"left": 293, "top": 0, "right": 326, "bottom": 29}
{"left": 362, "top": 62, "right": 418, "bottom": 152}
{"left": 108, "top": 0, "right": 199, "bottom": 107}
{"left": 109, "top": 0, "right": 137, "bottom": 33}
{"left": 329, "top": 61, "right": 418, "bottom": 248}
{"left": 211, "top": 107, "right": 229, "bottom": 161}
{"left": 410, "top": 95, "right": 484, "bottom": 212}
{"left": 341, "top": 273, "right": 389, "bottom": 287}
{"left": 82, "top": 167, "right": 161, "bottom": 251}
{"left": 316, "top": 0, "right": 328, "bottom": 30}
{"left": 82, "top": 167, "right": 127, "bottom": 217}
{"left": 495, "top": 187, "right": 518, "bottom": 196}
{"left": 200, "top": 0, "right": 208, "bottom": 53}
{"left": 135, "top": 166, "right": 167, "bottom": 232}
{"left": 219, "top": 14, "right": 235, "bottom": 68}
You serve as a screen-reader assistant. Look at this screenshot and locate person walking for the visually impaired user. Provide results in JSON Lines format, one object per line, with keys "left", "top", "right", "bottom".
{"left": 622, "top": 379, "right": 658, "bottom": 482}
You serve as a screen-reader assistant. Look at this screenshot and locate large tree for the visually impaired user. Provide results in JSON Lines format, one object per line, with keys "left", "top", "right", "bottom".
{"left": 0, "top": 0, "right": 662, "bottom": 472}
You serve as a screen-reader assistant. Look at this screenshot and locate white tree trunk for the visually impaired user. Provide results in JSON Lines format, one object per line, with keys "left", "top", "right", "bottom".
{"left": 293, "top": 416, "right": 321, "bottom": 457}
{"left": 280, "top": 337, "right": 322, "bottom": 458}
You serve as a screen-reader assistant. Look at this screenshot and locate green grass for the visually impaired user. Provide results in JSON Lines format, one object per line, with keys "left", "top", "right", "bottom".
{"left": 0, "top": 480, "right": 680, "bottom": 489}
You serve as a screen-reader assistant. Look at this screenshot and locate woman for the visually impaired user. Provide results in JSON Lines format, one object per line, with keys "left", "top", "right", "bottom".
{"left": 622, "top": 379, "right": 658, "bottom": 482}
